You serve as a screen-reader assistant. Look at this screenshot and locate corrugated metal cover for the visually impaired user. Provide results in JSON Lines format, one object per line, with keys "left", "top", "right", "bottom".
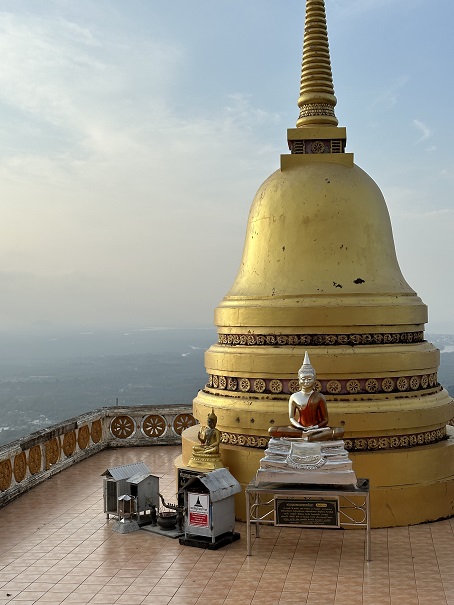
{"left": 102, "top": 462, "right": 151, "bottom": 480}
{"left": 127, "top": 473, "right": 156, "bottom": 485}
{"left": 199, "top": 468, "right": 241, "bottom": 502}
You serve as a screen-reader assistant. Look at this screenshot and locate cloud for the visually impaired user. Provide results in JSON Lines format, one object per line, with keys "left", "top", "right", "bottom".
{"left": 0, "top": 2, "right": 451, "bottom": 334}
{"left": 0, "top": 10, "right": 182, "bottom": 158}
{"left": 390, "top": 206, "right": 454, "bottom": 333}
{"left": 413, "top": 119, "right": 431, "bottom": 143}
{"left": 332, "top": 0, "right": 402, "bottom": 17}
{"left": 225, "top": 93, "right": 282, "bottom": 128}
{"left": 0, "top": 9, "right": 284, "bottom": 329}
{"left": 369, "top": 75, "right": 409, "bottom": 110}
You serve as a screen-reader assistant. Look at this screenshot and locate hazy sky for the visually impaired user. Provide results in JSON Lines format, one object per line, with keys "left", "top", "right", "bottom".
{"left": 0, "top": 0, "right": 453, "bottom": 333}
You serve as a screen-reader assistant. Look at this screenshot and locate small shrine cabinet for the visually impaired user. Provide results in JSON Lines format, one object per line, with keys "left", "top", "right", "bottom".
{"left": 102, "top": 462, "right": 158, "bottom": 519}
{"left": 180, "top": 468, "right": 241, "bottom": 546}
{"left": 127, "top": 472, "right": 159, "bottom": 513}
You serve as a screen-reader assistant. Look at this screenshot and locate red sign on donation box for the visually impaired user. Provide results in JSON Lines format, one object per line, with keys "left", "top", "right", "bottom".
{"left": 188, "top": 493, "right": 210, "bottom": 528}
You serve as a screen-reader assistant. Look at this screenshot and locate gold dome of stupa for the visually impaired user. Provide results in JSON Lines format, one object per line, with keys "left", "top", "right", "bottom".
{"left": 180, "top": 0, "right": 454, "bottom": 527}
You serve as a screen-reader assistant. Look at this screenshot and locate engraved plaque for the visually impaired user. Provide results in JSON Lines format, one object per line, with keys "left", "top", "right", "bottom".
{"left": 275, "top": 496, "right": 339, "bottom": 528}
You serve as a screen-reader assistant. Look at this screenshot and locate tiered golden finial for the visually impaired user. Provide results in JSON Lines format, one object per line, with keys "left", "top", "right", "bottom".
{"left": 288, "top": 0, "right": 343, "bottom": 155}
{"left": 297, "top": 0, "right": 338, "bottom": 127}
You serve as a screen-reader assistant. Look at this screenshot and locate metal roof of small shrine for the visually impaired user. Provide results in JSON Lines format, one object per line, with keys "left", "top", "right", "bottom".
{"left": 127, "top": 472, "right": 158, "bottom": 485}
{"left": 101, "top": 462, "right": 151, "bottom": 480}
{"left": 180, "top": 468, "right": 241, "bottom": 502}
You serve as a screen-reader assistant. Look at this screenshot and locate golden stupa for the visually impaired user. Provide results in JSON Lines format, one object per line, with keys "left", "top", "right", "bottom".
{"left": 180, "top": 0, "right": 454, "bottom": 527}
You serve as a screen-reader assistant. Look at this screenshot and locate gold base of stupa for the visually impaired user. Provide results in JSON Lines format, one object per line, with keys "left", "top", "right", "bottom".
{"left": 181, "top": 426, "right": 454, "bottom": 527}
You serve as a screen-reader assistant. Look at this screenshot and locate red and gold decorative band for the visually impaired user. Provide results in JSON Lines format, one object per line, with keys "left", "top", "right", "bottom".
{"left": 289, "top": 139, "right": 345, "bottom": 154}
{"left": 220, "top": 432, "right": 269, "bottom": 449}
{"left": 208, "top": 373, "right": 439, "bottom": 397}
{"left": 344, "top": 427, "right": 447, "bottom": 451}
{"left": 219, "top": 426, "right": 447, "bottom": 451}
{"left": 218, "top": 331, "right": 424, "bottom": 347}
{"left": 298, "top": 102, "right": 336, "bottom": 119}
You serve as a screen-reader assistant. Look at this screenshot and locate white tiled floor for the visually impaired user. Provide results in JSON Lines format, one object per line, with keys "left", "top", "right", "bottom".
{"left": 0, "top": 446, "right": 453, "bottom": 605}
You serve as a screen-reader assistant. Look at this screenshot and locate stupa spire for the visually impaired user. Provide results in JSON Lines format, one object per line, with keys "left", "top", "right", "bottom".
{"left": 297, "top": 0, "right": 338, "bottom": 127}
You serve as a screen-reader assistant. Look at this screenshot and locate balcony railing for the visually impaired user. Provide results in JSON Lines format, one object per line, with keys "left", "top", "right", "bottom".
{"left": 0, "top": 404, "right": 196, "bottom": 508}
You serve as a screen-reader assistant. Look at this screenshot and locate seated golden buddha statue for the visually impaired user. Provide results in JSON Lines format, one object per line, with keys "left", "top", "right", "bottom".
{"left": 269, "top": 352, "right": 344, "bottom": 442}
{"left": 188, "top": 409, "right": 224, "bottom": 469}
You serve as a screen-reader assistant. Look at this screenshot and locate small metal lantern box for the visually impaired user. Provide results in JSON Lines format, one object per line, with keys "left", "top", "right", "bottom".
{"left": 117, "top": 494, "right": 136, "bottom": 522}
{"left": 181, "top": 468, "right": 241, "bottom": 544}
{"left": 102, "top": 462, "right": 159, "bottom": 519}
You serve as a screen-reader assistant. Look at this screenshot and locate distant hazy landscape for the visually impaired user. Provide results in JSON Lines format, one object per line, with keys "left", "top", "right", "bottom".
{"left": 0, "top": 327, "right": 216, "bottom": 446}
{"left": 0, "top": 328, "right": 453, "bottom": 447}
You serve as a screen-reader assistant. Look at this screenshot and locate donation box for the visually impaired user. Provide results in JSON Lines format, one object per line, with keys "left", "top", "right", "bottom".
{"left": 181, "top": 468, "right": 241, "bottom": 544}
